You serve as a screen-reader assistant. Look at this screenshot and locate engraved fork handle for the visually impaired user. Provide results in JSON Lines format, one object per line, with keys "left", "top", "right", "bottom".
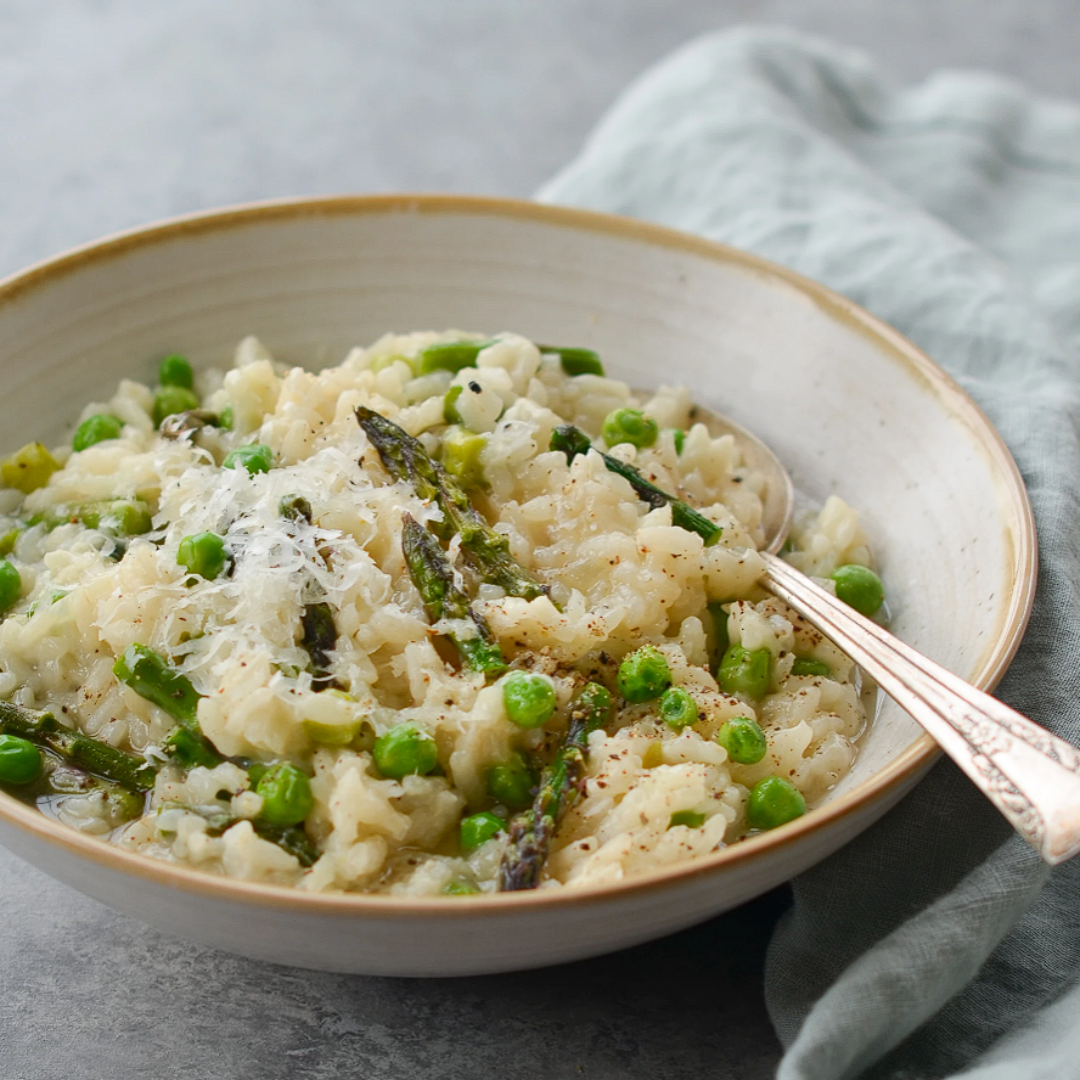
{"left": 762, "top": 553, "right": 1080, "bottom": 865}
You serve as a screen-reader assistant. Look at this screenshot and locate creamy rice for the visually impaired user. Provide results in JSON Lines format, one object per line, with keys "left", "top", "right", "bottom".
{"left": 0, "top": 331, "right": 876, "bottom": 895}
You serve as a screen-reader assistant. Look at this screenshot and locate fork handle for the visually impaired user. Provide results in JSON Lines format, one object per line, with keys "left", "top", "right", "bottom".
{"left": 762, "top": 553, "right": 1080, "bottom": 865}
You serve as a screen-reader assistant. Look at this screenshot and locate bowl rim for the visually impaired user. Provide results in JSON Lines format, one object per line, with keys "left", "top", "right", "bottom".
{"left": 0, "top": 192, "right": 1038, "bottom": 916}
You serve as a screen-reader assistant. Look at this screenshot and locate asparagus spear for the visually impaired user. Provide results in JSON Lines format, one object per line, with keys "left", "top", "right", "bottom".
{"left": 300, "top": 601, "right": 342, "bottom": 691}
{"left": 162, "top": 725, "right": 225, "bottom": 769}
{"left": 549, "top": 424, "right": 723, "bottom": 546}
{"left": 0, "top": 699, "right": 156, "bottom": 792}
{"left": 356, "top": 405, "right": 442, "bottom": 501}
{"left": 355, "top": 406, "right": 548, "bottom": 601}
{"left": 441, "top": 498, "right": 548, "bottom": 601}
{"left": 113, "top": 644, "right": 202, "bottom": 727}
{"left": 251, "top": 819, "right": 320, "bottom": 866}
{"left": 112, "top": 644, "right": 226, "bottom": 765}
{"left": 498, "top": 682, "right": 612, "bottom": 891}
{"left": 401, "top": 513, "right": 506, "bottom": 675}
{"left": 164, "top": 803, "right": 320, "bottom": 867}
{"left": 44, "top": 758, "right": 144, "bottom": 819}
{"left": 274, "top": 497, "right": 343, "bottom": 691}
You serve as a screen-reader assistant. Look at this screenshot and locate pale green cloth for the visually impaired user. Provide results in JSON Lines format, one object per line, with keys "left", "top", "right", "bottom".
{"left": 538, "top": 26, "right": 1080, "bottom": 1080}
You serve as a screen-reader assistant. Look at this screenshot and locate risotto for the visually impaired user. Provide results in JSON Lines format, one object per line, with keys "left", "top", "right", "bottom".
{"left": 0, "top": 331, "right": 881, "bottom": 895}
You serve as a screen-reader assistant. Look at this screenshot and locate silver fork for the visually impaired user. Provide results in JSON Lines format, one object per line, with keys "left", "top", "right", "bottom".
{"left": 764, "top": 553, "right": 1080, "bottom": 864}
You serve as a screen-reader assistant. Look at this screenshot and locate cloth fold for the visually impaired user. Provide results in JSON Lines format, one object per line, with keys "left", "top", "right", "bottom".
{"left": 538, "top": 26, "right": 1080, "bottom": 1080}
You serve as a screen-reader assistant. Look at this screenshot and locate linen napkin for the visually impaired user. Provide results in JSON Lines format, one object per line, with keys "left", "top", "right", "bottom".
{"left": 538, "top": 26, "right": 1080, "bottom": 1080}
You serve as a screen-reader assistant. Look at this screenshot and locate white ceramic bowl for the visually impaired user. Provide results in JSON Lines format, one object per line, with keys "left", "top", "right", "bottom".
{"left": 0, "top": 196, "right": 1035, "bottom": 975}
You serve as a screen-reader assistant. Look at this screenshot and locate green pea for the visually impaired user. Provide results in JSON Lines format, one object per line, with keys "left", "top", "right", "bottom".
{"left": 658, "top": 686, "right": 698, "bottom": 730}
{"left": 486, "top": 753, "right": 536, "bottom": 811}
{"left": 177, "top": 531, "right": 230, "bottom": 580}
{"left": 218, "top": 405, "right": 234, "bottom": 431}
{"left": 460, "top": 810, "right": 505, "bottom": 853}
{"left": 538, "top": 345, "right": 604, "bottom": 377}
{"left": 254, "top": 763, "right": 314, "bottom": 827}
{"left": 0, "top": 442, "right": 59, "bottom": 493}
{"left": 443, "top": 880, "right": 480, "bottom": 896}
{"left": 0, "top": 528, "right": 19, "bottom": 556}
{"left": 372, "top": 722, "right": 439, "bottom": 779}
{"left": 669, "top": 809, "right": 706, "bottom": 829}
{"left": 601, "top": 408, "right": 658, "bottom": 449}
{"left": 73, "top": 414, "right": 124, "bottom": 452}
{"left": 152, "top": 386, "right": 200, "bottom": 428}
{"left": 791, "top": 658, "right": 831, "bottom": 678}
{"left": 441, "top": 426, "right": 487, "bottom": 490}
{"left": 671, "top": 429, "right": 686, "bottom": 455}
{"left": 572, "top": 682, "right": 613, "bottom": 733}
{"left": 0, "top": 733, "right": 41, "bottom": 785}
{"left": 0, "top": 559, "right": 21, "bottom": 612}
{"left": 222, "top": 443, "right": 273, "bottom": 475}
{"left": 747, "top": 776, "right": 806, "bottom": 830}
{"left": 502, "top": 671, "right": 556, "bottom": 729}
{"left": 417, "top": 340, "right": 493, "bottom": 375}
{"left": 717, "top": 645, "right": 772, "bottom": 700}
{"left": 158, "top": 354, "right": 194, "bottom": 389}
{"left": 831, "top": 564, "right": 885, "bottom": 617}
{"left": 617, "top": 646, "right": 671, "bottom": 703}
{"left": 716, "top": 716, "right": 767, "bottom": 764}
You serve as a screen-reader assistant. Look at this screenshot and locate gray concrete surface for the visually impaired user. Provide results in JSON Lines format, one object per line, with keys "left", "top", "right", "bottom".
{"left": 0, "top": 2, "right": 1076, "bottom": 1077}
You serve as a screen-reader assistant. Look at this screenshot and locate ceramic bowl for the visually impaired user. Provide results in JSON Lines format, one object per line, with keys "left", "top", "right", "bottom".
{"left": 0, "top": 196, "right": 1035, "bottom": 975}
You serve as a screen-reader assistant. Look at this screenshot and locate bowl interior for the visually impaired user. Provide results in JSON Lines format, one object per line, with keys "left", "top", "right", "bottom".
{"left": 0, "top": 197, "right": 1035, "bottom": 970}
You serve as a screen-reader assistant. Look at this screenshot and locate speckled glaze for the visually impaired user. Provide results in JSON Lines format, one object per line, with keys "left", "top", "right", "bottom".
{"left": 0, "top": 196, "right": 1036, "bottom": 976}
